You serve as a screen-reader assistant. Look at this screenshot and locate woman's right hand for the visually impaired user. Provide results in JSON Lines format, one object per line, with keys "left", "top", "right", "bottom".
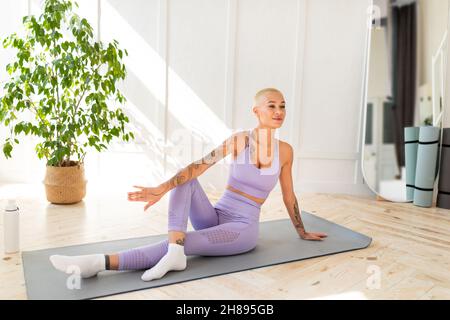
{"left": 127, "top": 185, "right": 167, "bottom": 211}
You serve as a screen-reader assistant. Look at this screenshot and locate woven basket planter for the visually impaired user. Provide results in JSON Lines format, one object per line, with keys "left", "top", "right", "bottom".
{"left": 44, "top": 162, "right": 87, "bottom": 204}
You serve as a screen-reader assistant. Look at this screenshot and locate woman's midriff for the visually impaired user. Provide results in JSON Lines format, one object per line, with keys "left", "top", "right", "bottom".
{"left": 226, "top": 184, "right": 265, "bottom": 205}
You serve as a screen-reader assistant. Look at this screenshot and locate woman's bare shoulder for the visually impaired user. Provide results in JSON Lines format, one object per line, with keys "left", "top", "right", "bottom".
{"left": 278, "top": 140, "right": 294, "bottom": 166}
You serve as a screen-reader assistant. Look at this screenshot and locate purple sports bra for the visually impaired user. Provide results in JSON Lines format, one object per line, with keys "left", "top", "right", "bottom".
{"left": 227, "top": 130, "right": 281, "bottom": 199}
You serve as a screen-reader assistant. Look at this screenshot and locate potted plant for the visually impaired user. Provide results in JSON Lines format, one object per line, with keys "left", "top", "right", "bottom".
{"left": 0, "top": 0, "right": 134, "bottom": 204}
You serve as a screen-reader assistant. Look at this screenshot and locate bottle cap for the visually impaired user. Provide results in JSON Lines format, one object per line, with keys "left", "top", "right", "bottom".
{"left": 5, "top": 199, "right": 19, "bottom": 212}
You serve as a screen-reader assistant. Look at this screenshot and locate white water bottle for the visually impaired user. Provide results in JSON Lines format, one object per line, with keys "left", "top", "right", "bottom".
{"left": 4, "top": 199, "right": 20, "bottom": 254}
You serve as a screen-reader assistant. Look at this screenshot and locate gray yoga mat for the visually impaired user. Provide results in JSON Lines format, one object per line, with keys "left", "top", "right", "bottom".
{"left": 22, "top": 211, "right": 372, "bottom": 300}
{"left": 413, "top": 126, "right": 440, "bottom": 207}
{"left": 437, "top": 128, "right": 450, "bottom": 209}
{"left": 404, "top": 127, "right": 420, "bottom": 201}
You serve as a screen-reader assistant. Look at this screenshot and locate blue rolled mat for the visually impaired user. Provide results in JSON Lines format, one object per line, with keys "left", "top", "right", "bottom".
{"left": 404, "top": 127, "right": 420, "bottom": 201}
{"left": 437, "top": 128, "right": 450, "bottom": 210}
{"left": 413, "top": 126, "right": 441, "bottom": 207}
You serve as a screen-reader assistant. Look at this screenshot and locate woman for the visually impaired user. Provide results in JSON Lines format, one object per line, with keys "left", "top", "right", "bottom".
{"left": 50, "top": 88, "right": 327, "bottom": 281}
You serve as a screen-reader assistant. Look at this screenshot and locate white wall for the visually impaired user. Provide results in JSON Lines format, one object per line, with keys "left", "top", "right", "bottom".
{"left": 0, "top": 0, "right": 374, "bottom": 198}
{"left": 296, "top": 0, "right": 371, "bottom": 195}
{"left": 418, "top": 0, "right": 449, "bottom": 87}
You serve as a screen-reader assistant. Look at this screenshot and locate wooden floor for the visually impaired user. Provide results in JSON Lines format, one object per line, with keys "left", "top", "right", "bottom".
{"left": 1, "top": 183, "right": 450, "bottom": 300}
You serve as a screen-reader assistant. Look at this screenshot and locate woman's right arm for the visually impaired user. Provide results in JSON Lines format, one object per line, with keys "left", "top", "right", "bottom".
{"left": 128, "top": 132, "right": 244, "bottom": 210}
{"left": 158, "top": 133, "right": 238, "bottom": 193}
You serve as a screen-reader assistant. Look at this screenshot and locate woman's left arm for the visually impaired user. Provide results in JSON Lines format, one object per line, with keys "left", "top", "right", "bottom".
{"left": 279, "top": 142, "right": 328, "bottom": 241}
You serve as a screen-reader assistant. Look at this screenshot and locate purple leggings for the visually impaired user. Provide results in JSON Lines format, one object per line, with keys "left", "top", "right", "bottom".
{"left": 117, "top": 178, "right": 262, "bottom": 270}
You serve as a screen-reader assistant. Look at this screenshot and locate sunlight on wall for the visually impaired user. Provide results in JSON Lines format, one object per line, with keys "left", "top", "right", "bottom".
{"left": 102, "top": 1, "right": 231, "bottom": 146}
{"left": 1, "top": 0, "right": 233, "bottom": 188}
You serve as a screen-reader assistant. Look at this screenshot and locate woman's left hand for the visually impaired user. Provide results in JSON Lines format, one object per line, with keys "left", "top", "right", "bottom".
{"left": 299, "top": 231, "right": 328, "bottom": 241}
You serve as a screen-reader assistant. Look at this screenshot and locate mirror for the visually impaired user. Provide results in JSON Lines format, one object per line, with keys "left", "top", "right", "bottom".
{"left": 362, "top": 0, "right": 449, "bottom": 202}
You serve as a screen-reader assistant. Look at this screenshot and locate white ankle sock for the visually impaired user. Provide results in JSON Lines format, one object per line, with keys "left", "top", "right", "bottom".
{"left": 49, "top": 254, "right": 106, "bottom": 278}
{"left": 141, "top": 243, "right": 187, "bottom": 281}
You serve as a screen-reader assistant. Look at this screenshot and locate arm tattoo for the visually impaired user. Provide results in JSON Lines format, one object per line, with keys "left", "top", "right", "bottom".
{"left": 202, "top": 149, "right": 217, "bottom": 165}
{"left": 159, "top": 145, "right": 222, "bottom": 194}
{"left": 158, "top": 138, "right": 231, "bottom": 195}
{"left": 293, "top": 197, "right": 305, "bottom": 233}
{"left": 156, "top": 163, "right": 199, "bottom": 195}
{"left": 168, "top": 162, "right": 201, "bottom": 189}
{"left": 175, "top": 238, "right": 185, "bottom": 246}
{"left": 203, "top": 140, "right": 228, "bottom": 165}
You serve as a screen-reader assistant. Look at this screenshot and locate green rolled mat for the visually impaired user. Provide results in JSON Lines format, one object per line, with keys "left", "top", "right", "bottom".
{"left": 437, "top": 128, "right": 450, "bottom": 210}
{"left": 413, "top": 126, "right": 441, "bottom": 207}
{"left": 404, "top": 127, "right": 420, "bottom": 201}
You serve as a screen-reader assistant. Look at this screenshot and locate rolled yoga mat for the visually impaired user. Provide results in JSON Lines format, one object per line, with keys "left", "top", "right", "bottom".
{"left": 437, "top": 128, "right": 450, "bottom": 209}
{"left": 413, "top": 126, "right": 441, "bottom": 207}
{"left": 404, "top": 127, "right": 420, "bottom": 201}
{"left": 22, "top": 211, "right": 372, "bottom": 300}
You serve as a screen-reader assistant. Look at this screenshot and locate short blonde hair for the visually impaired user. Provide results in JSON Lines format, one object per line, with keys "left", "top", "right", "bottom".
{"left": 254, "top": 88, "right": 283, "bottom": 105}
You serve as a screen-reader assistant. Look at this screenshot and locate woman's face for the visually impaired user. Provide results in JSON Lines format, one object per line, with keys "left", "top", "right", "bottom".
{"left": 253, "top": 91, "right": 286, "bottom": 129}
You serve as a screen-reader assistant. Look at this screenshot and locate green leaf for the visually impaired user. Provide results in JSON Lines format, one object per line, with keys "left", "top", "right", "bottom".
{"left": 3, "top": 141, "right": 13, "bottom": 158}
{"left": 14, "top": 123, "right": 23, "bottom": 134}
